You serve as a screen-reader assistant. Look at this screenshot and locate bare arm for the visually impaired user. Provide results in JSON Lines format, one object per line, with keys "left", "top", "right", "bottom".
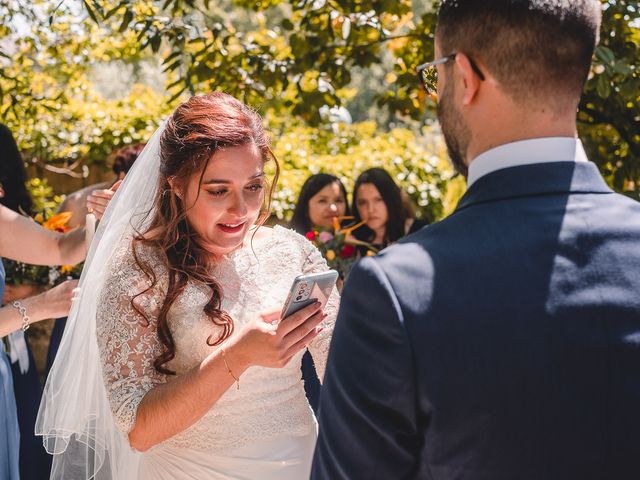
{"left": 0, "top": 280, "right": 78, "bottom": 337}
{"left": 0, "top": 204, "right": 86, "bottom": 266}
{"left": 128, "top": 343, "right": 243, "bottom": 451}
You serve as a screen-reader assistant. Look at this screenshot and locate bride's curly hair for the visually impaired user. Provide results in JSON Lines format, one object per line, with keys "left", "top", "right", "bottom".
{"left": 131, "top": 92, "right": 279, "bottom": 375}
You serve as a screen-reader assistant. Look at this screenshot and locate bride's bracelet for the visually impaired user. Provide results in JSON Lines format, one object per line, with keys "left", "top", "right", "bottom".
{"left": 221, "top": 348, "right": 240, "bottom": 390}
{"left": 10, "top": 300, "right": 31, "bottom": 332}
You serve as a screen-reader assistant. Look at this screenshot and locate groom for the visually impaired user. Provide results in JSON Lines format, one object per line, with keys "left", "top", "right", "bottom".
{"left": 313, "top": 1, "right": 640, "bottom": 478}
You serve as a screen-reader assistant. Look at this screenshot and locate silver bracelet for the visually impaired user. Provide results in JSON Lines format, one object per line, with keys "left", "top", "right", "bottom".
{"left": 10, "top": 300, "right": 31, "bottom": 332}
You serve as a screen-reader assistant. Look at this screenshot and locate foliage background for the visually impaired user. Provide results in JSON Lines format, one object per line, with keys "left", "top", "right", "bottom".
{"left": 0, "top": 0, "right": 637, "bottom": 223}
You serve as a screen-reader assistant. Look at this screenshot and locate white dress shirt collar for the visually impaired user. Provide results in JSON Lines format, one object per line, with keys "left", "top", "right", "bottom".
{"left": 467, "top": 137, "right": 589, "bottom": 188}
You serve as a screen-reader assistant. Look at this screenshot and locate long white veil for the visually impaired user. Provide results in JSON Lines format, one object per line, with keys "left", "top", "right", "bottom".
{"left": 36, "top": 122, "right": 166, "bottom": 479}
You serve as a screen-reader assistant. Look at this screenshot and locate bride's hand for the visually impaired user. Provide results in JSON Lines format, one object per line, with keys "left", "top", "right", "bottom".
{"left": 227, "top": 302, "right": 326, "bottom": 370}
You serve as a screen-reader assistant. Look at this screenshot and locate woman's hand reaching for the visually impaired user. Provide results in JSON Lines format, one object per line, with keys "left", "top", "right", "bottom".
{"left": 37, "top": 279, "right": 80, "bottom": 319}
{"left": 0, "top": 279, "right": 79, "bottom": 337}
{"left": 87, "top": 180, "right": 122, "bottom": 221}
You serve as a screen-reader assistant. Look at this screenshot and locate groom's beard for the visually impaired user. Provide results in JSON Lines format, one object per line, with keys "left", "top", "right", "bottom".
{"left": 437, "top": 82, "right": 470, "bottom": 178}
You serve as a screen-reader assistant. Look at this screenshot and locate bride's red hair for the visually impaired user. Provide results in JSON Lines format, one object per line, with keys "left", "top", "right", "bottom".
{"left": 131, "top": 92, "right": 279, "bottom": 375}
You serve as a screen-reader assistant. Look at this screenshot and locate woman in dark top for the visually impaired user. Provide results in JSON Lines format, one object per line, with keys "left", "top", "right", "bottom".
{"left": 351, "top": 168, "right": 427, "bottom": 254}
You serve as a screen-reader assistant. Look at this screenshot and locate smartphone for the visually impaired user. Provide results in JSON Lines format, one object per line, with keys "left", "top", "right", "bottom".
{"left": 280, "top": 270, "right": 339, "bottom": 319}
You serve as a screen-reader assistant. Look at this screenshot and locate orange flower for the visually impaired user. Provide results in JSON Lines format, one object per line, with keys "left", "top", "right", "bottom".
{"left": 42, "top": 212, "right": 73, "bottom": 233}
{"left": 338, "top": 220, "right": 367, "bottom": 237}
{"left": 332, "top": 216, "right": 341, "bottom": 232}
{"left": 60, "top": 265, "right": 74, "bottom": 274}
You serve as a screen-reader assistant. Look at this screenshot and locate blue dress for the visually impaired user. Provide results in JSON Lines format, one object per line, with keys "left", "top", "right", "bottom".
{"left": 0, "top": 259, "right": 20, "bottom": 480}
{"left": 11, "top": 331, "right": 53, "bottom": 479}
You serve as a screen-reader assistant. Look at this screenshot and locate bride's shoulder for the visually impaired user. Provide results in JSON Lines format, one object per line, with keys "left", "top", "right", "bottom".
{"left": 108, "top": 236, "right": 166, "bottom": 277}
{"left": 249, "top": 225, "right": 319, "bottom": 257}
{"left": 267, "top": 225, "right": 311, "bottom": 246}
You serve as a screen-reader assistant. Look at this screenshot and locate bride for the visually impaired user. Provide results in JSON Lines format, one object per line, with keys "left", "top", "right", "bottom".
{"left": 37, "top": 92, "right": 339, "bottom": 479}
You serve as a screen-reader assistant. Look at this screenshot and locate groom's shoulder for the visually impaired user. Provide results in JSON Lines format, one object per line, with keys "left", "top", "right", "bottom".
{"left": 367, "top": 223, "right": 444, "bottom": 284}
{"left": 381, "top": 214, "right": 463, "bottom": 262}
{"left": 365, "top": 215, "right": 468, "bottom": 288}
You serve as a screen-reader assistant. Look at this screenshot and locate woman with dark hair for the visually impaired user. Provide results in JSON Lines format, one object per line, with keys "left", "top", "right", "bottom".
{"left": 352, "top": 167, "right": 427, "bottom": 252}
{"left": 290, "top": 173, "right": 350, "bottom": 235}
{"left": 39, "top": 93, "right": 339, "bottom": 479}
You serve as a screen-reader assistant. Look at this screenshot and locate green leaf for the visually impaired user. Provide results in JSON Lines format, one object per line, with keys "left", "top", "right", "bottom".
{"left": 150, "top": 35, "right": 162, "bottom": 53}
{"left": 82, "top": 0, "right": 100, "bottom": 23}
{"left": 162, "top": 58, "right": 182, "bottom": 73}
{"left": 596, "top": 75, "right": 612, "bottom": 99}
{"left": 596, "top": 45, "right": 615, "bottom": 66}
{"left": 282, "top": 19, "right": 295, "bottom": 31}
{"left": 105, "top": 1, "right": 127, "bottom": 20}
{"left": 119, "top": 9, "right": 134, "bottom": 33}
{"left": 613, "top": 61, "right": 632, "bottom": 76}
{"left": 163, "top": 50, "right": 182, "bottom": 65}
{"left": 138, "top": 20, "right": 153, "bottom": 41}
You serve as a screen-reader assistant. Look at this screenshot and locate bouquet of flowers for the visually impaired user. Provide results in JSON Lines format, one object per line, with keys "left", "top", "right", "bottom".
{"left": 3, "top": 211, "right": 83, "bottom": 287}
{"left": 305, "top": 217, "right": 378, "bottom": 279}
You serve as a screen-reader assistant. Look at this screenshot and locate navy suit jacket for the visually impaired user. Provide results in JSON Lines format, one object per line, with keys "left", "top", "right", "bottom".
{"left": 312, "top": 161, "right": 640, "bottom": 479}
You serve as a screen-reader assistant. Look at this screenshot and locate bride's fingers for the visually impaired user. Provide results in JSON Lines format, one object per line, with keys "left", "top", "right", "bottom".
{"left": 278, "top": 302, "right": 322, "bottom": 336}
{"left": 283, "top": 310, "right": 325, "bottom": 345}
{"left": 283, "top": 326, "right": 323, "bottom": 359}
{"left": 259, "top": 309, "right": 281, "bottom": 325}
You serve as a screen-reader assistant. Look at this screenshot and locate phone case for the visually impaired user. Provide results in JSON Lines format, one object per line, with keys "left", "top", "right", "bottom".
{"left": 280, "top": 270, "right": 339, "bottom": 319}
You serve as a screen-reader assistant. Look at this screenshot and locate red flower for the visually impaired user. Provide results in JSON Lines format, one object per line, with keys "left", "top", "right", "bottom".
{"left": 305, "top": 231, "right": 316, "bottom": 241}
{"left": 340, "top": 244, "right": 356, "bottom": 258}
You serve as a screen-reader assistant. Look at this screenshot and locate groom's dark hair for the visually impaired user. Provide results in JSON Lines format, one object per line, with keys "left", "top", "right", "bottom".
{"left": 436, "top": 0, "right": 601, "bottom": 108}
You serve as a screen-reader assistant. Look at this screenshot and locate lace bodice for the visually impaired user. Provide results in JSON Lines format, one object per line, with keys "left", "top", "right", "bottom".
{"left": 96, "top": 226, "right": 339, "bottom": 452}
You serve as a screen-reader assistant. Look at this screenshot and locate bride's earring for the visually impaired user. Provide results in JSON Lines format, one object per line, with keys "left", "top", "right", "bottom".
{"left": 167, "top": 176, "right": 183, "bottom": 200}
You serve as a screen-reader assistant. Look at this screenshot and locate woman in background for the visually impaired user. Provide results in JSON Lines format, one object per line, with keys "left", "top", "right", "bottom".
{"left": 351, "top": 167, "right": 427, "bottom": 253}
{"left": 290, "top": 173, "right": 350, "bottom": 235}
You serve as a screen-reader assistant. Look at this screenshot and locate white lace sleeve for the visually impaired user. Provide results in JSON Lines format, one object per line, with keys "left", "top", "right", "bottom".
{"left": 96, "top": 243, "right": 168, "bottom": 434}
{"left": 298, "top": 236, "right": 340, "bottom": 383}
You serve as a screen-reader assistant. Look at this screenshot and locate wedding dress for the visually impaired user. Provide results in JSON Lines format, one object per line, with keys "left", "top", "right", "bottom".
{"left": 97, "top": 225, "right": 337, "bottom": 479}
{"left": 36, "top": 122, "right": 338, "bottom": 479}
